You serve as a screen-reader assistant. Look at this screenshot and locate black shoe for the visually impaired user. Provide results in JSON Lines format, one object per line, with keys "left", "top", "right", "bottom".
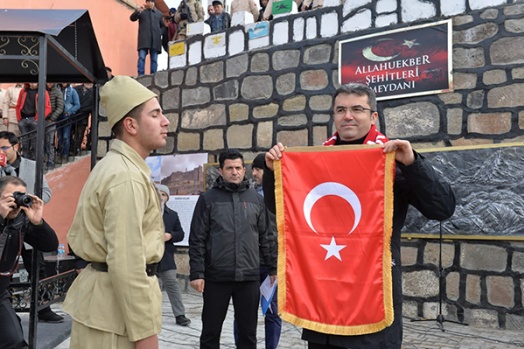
{"left": 38, "top": 310, "right": 64, "bottom": 323}
{"left": 176, "top": 315, "right": 191, "bottom": 326}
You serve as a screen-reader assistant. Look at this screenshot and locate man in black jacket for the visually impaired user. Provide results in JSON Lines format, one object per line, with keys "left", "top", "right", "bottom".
{"left": 263, "top": 83, "right": 456, "bottom": 349}
{"left": 0, "top": 176, "right": 58, "bottom": 348}
{"left": 155, "top": 183, "right": 191, "bottom": 327}
{"left": 130, "top": 0, "right": 164, "bottom": 76}
{"left": 189, "top": 149, "right": 277, "bottom": 349}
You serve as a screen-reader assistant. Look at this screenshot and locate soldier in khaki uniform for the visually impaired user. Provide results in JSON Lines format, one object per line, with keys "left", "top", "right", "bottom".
{"left": 63, "top": 76, "right": 170, "bottom": 349}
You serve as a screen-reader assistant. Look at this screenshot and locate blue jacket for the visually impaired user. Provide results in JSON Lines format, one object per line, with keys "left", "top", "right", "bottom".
{"left": 61, "top": 85, "right": 80, "bottom": 117}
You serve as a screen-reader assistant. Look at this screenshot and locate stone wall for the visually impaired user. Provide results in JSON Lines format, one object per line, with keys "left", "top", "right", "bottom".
{"left": 97, "top": 0, "right": 524, "bottom": 329}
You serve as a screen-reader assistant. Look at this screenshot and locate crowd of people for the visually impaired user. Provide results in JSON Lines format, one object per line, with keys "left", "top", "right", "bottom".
{"left": 0, "top": 79, "right": 103, "bottom": 169}
{"left": 131, "top": 0, "right": 323, "bottom": 75}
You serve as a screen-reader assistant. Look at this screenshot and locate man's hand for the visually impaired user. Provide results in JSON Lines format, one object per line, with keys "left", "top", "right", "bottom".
{"left": 270, "top": 275, "right": 277, "bottom": 286}
{"left": 20, "top": 195, "right": 44, "bottom": 225}
{"left": 383, "top": 139, "right": 415, "bottom": 166}
{"left": 190, "top": 279, "right": 205, "bottom": 293}
{"left": 265, "top": 142, "right": 285, "bottom": 172}
{"left": 164, "top": 232, "right": 172, "bottom": 241}
{"left": 135, "top": 334, "right": 158, "bottom": 349}
{"left": 0, "top": 192, "right": 15, "bottom": 219}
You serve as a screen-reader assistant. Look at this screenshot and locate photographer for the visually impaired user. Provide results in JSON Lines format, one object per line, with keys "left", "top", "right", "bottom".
{"left": 0, "top": 176, "right": 58, "bottom": 349}
{"left": 175, "top": 0, "right": 204, "bottom": 40}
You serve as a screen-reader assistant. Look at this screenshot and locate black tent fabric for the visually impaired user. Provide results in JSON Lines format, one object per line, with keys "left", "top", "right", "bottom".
{"left": 0, "top": 9, "right": 107, "bottom": 83}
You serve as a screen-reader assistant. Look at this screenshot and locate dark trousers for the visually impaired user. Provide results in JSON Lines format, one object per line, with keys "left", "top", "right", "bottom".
{"left": 20, "top": 249, "right": 52, "bottom": 315}
{"left": 201, "top": 280, "right": 259, "bottom": 349}
{"left": 0, "top": 293, "right": 28, "bottom": 349}
{"left": 72, "top": 123, "right": 87, "bottom": 156}
{"left": 308, "top": 343, "right": 346, "bottom": 349}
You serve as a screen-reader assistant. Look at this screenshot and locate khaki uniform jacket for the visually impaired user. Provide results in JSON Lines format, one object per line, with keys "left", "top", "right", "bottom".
{"left": 230, "top": 0, "right": 259, "bottom": 20}
{"left": 64, "top": 139, "right": 165, "bottom": 342}
{"left": 1, "top": 85, "right": 23, "bottom": 124}
{"left": 175, "top": 0, "right": 205, "bottom": 38}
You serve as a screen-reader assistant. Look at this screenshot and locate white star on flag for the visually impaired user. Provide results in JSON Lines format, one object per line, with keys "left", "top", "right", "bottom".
{"left": 320, "top": 236, "right": 346, "bottom": 261}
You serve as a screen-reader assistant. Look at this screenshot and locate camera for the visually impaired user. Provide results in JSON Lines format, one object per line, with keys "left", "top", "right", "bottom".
{"left": 13, "top": 191, "right": 33, "bottom": 208}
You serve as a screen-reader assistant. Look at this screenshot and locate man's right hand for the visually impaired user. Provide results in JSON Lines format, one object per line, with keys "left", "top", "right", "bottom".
{"left": 265, "top": 142, "right": 285, "bottom": 171}
{"left": 135, "top": 334, "right": 158, "bottom": 349}
{"left": 0, "top": 192, "right": 15, "bottom": 219}
{"left": 190, "top": 279, "right": 205, "bottom": 293}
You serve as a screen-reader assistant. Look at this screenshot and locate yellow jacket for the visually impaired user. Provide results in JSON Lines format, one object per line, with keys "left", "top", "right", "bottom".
{"left": 64, "top": 139, "right": 164, "bottom": 342}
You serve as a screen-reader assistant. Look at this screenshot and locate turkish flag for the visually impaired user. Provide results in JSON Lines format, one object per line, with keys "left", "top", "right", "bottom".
{"left": 274, "top": 145, "right": 396, "bottom": 335}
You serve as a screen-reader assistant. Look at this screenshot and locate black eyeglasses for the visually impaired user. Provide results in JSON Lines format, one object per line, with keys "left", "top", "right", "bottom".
{"left": 0, "top": 145, "right": 14, "bottom": 151}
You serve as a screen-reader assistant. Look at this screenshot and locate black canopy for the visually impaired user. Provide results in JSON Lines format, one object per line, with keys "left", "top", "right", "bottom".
{"left": 0, "top": 9, "right": 107, "bottom": 83}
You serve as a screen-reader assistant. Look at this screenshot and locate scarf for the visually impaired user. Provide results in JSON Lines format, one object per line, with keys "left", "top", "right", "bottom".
{"left": 323, "top": 124, "right": 389, "bottom": 146}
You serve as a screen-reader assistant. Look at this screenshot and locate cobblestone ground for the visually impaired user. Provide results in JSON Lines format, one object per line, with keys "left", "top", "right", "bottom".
{"left": 55, "top": 291, "right": 524, "bottom": 348}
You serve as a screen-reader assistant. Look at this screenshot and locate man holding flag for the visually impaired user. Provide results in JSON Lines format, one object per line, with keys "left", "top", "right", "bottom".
{"left": 263, "top": 83, "right": 456, "bottom": 349}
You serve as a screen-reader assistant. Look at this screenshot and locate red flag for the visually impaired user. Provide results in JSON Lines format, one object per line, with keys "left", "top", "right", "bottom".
{"left": 274, "top": 145, "right": 396, "bottom": 335}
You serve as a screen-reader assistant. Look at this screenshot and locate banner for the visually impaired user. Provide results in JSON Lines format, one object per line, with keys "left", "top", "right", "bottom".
{"left": 274, "top": 145, "right": 396, "bottom": 335}
{"left": 339, "top": 19, "right": 453, "bottom": 101}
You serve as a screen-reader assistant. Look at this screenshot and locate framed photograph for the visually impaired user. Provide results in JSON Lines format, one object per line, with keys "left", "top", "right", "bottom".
{"left": 339, "top": 19, "right": 453, "bottom": 101}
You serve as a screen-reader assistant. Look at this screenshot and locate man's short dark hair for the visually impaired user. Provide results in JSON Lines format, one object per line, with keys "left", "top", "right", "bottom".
{"left": 333, "top": 83, "right": 377, "bottom": 112}
{"left": 219, "top": 149, "right": 244, "bottom": 169}
{"left": 212, "top": 0, "right": 223, "bottom": 6}
{"left": 105, "top": 66, "right": 112, "bottom": 73}
{"left": 0, "top": 176, "right": 27, "bottom": 195}
{"left": 0, "top": 131, "right": 19, "bottom": 146}
{"left": 111, "top": 103, "right": 145, "bottom": 138}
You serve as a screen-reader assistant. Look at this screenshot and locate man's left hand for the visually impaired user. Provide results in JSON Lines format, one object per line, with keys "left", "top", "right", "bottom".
{"left": 270, "top": 275, "right": 277, "bottom": 286}
{"left": 20, "top": 195, "right": 44, "bottom": 225}
{"left": 383, "top": 139, "right": 415, "bottom": 166}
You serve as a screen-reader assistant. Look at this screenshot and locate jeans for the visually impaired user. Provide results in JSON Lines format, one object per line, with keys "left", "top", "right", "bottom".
{"left": 57, "top": 115, "right": 71, "bottom": 158}
{"left": 45, "top": 122, "right": 56, "bottom": 165}
{"left": 0, "top": 293, "right": 28, "bottom": 349}
{"left": 137, "top": 48, "right": 159, "bottom": 76}
{"left": 201, "top": 280, "right": 259, "bottom": 349}
{"left": 158, "top": 269, "right": 186, "bottom": 317}
{"left": 18, "top": 117, "right": 36, "bottom": 159}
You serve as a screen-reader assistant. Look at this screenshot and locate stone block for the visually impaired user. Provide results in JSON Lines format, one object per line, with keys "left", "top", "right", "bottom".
{"left": 185, "top": 67, "right": 197, "bottom": 86}
{"left": 520, "top": 111, "right": 524, "bottom": 129}
{"left": 277, "top": 129, "right": 309, "bottom": 147}
{"left": 306, "top": 17, "right": 317, "bottom": 40}
{"left": 487, "top": 276, "right": 514, "bottom": 308}
{"left": 384, "top": 102, "right": 440, "bottom": 138}
{"left": 188, "top": 41, "right": 202, "bottom": 66}
{"left": 273, "top": 22, "right": 289, "bottom": 46}
{"left": 342, "top": 9, "right": 372, "bottom": 33}
{"left": 480, "top": 8, "right": 499, "bottom": 19}
{"left": 490, "top": 37, "right": 524, "bottom": 65}
{"left": 439, "top": 92, "right": 463, "bottom": 104}
{"left": 300, "top": 70, "right": 329, "bottom": 91}
{"left": 241, "top": 75, "right": 273, "bottom": 99}
{"left": 154, "top": 70, "right": 169, "bottom": 88}
{"left": 253, "top": 103, "right": 279, "bottom": 119}
{"left": 402, "top": 270, "right": 439, "bottom": 297}
{"left": 401, "top": 0, "right": 436, "bottom": 22}
{"left": 156, "top": 136, "right": 174, "bottom": 155}
{"left": 276, "top": 73, "right": 296, "bottom": 96}
{"left": 213, "top": 80, "right": 239, "bottom": 101}
{"left": 376, "top": 13, "right": 398, "bottom": 27}
{"left": 512, "top": 67, "right": 524, "bottom": 79}
{"left": 98, "top": 120, "right": 111, "bottom": 138}
{"left": 256, "top": 121, "right": 274, "bottom": 148}
{"left": 181, "top": 104, "right": 226, "bottom": 129}
{"left": 293, "top": 17, "right": 305, "bottom": 42}
{"left": 182, "top": 87, "right": 210, "bottom": 107}
{"left": 402, "top": 301, "right": 418, "bottom": 319}
{"left": 226, "top": 54, "right": 248, "bottom": 78}
{"left": 170, "top": 70, "right": 184, "bottom": 86}
{"left": 512, "top": 251, "right": 524, "bottom": 273}
{"left": 453, "top": 15, "right": 474, "bottom": 26}
{"left": 186, "top": 21, "right": 209, "bottom": 36}
{"left": 273, "top": 50, "right": 300, "bottom": 70}
{"left": 441, "top": 1, "right": 465, "bottom": 16}
{"left": 203, "top": 129, "right": 224, "bottom": 151}
{"left": 251, "top": 53, "right": 270, "bottom": 72}
{"left": 400, "top": 246, "right": 418, "bottom": 266}
{"left": 227, "top": 124, "right": 254, "bottom": 149}
{"left": 304, "top": 45, "right": 331, "bottom": 65}
{"left": 320, "top": 12, "right": 339, "bottom": 38}
{"left": 377, "top": 0, "right": 397, "bottom": 13}
{"left": 446, "top": 272, "right": 460, "bottom": 301}
{"left": 309, "top": 95, "right": 332, "bottom": 111}
{"left": 453, "top": 72, "right": 478, "bottom": 90}
{"left": 505, "top": 3, "right": 524, "bottom": 15}
{"left": 447, "top": 108, "right": 464, "bottom": 135}
{"left": 483, "top": 69, "right": 507, "bottom": 85}
{"left": 312, "top": 126, "right": 328, "bottom": 146}
{"left": 163, "top": 87, "right": 180, "bottom": 110}
{"left": 453, "top": 23, "right": 498, "bottom": 44}
{"left": 471, "top": 0, "right": 506, "bottom": 11}
{"left": 423, "top": 243, "right": 455, "bottom": 268}
{"left": 466, "top": 90, "right": 484, "bottom": 109}
{"left": 463, "top": 308, "right": 499, "bottom": 329}
{"left": 231, "top": 11, "right": 255, "bottom": 27}
{"left": 453, "top": 47, "right": 485, "bottom": 69}
{"left": 488, "top": 83, "right": 524, "bottom": 107}
{"left": 466, "top": 274, "right": 481, "bottom": 304}
{"left": 278, "top": 114, "right": 308, "bottom": 127}
{"left": 505, "top": 18, "right": 524, "bottom": 33}
{"left": 177, "top": 132, "right": 200, "bottom": 152}
{"left": 312, "top": 114, "right": 330, "bottom": 124}
{"left": 200, "top": 62, "right": 224, "bottom": 83}
{"left": 467, "top": 112, "right": 512, "bottom": 134}
{"left": 229, "top": 103, "right": 249, "bottom": 122}
{"left": 423, "top": 302, "right": 448, "bottom": 319}
{"left": 460, "top": 244, "right": 507, "bottom": 272}
{"left": 283, "top": 95, "right": 306, "bottom": 111}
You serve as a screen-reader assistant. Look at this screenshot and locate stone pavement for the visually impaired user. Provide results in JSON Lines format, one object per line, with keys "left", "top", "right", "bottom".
{"left": 48, "top": 289, "right": 524, "bottom": 349}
